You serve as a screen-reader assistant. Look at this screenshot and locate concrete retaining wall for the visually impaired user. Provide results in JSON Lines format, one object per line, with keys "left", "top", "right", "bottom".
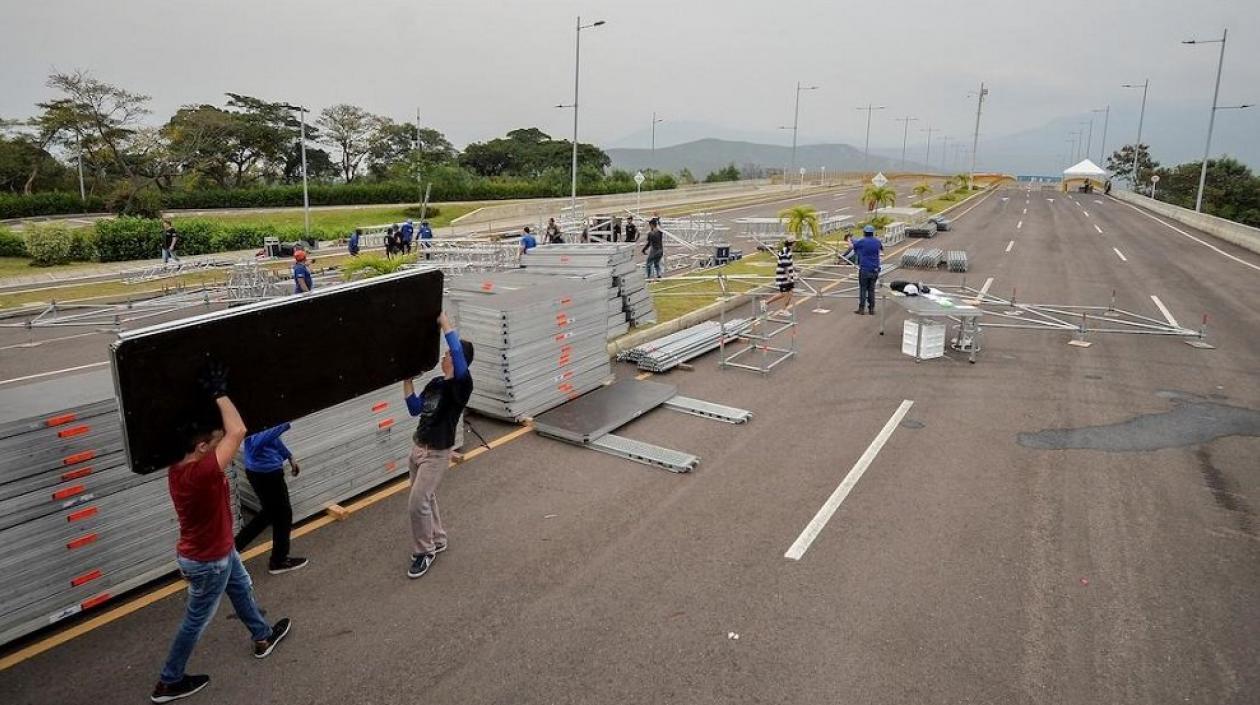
{"left": 1111, "top": 190, "right": 1260, "bottom": 256}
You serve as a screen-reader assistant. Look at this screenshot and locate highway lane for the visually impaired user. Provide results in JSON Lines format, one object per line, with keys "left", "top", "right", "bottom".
{"left": 3, "top": 185, "right": 1256, "bottom": 704}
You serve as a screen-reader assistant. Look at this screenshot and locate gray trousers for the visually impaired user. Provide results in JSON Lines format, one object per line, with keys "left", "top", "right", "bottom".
{"left": 407, "top": 445, "right": 450, "bottom": 556}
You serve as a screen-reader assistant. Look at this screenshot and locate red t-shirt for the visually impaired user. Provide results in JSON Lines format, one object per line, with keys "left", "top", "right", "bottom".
{"left": 168, "top": 453, "right": 235, "bottom": 562}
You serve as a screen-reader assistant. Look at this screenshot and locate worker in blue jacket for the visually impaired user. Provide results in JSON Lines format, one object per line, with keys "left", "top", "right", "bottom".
{"left": 418, "top": 221, "right": 434, "bottom": 259}
{"left": 400, "top": 220, "right": 415, "bottom": 254}
{"left": 233, "top": 423, "right": 308, "bottom": 575}
{"left": 400, "top": 312, "right": 474, "bottom": 579}
{"left": 852, "top": 224, "right": 884, "bottom": 315}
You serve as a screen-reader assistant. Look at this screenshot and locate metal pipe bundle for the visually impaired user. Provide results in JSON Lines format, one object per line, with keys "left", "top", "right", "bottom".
{"left": 618, "top": 319, "right": 752, "bottom": 372}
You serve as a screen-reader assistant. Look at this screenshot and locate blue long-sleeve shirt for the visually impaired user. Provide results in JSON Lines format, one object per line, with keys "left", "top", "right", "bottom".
{"left": 404, "top": 330, "right": 474, "bottom": 450}
{"left": 405, "top": 330, "right": 469, "bottom": 415}
{"left": 242, "top": 423, "right": 293, "bottom": 472}
{"left": 852, "top": 236, "right": 884, "bottom": 273}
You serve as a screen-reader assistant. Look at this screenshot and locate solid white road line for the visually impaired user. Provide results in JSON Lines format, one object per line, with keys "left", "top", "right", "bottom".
{"left": 1005, "top": 241, "right": 1014, "bottom": 253}
{"left": 0, "top": 331, "right": 103, "bottom": 351}
{"left": 1150, "top": 295, "right": 1180, "bottom": 328}
{"left": 1115, "top": 199, "right": 1260, "bottom": 273}
{"left": 0, "top": 361, "right": 109, "bottom": 387}
{"left": 785, "top": 400, "right": 914, "bottom": 561}
{"left": 1022, "top": 207, "right": 1027, "bottom": 215}
{"left": 1017, "top": 220, "right": 1023, "bottom": 229}
{"left": 1083, "top": 211, "right": 1090, "bottom": 217}
{"left": 1113, "top": 248, "right": 1127, "bottom": 262}
{"left": 1094, "top": 224, "right": 1103, "bottom": 234}
{"left": 979, "top": 277, "right": 995, "bottom": 295}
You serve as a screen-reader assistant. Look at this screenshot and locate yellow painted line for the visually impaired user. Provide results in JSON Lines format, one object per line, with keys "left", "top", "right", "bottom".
{"left": 634, "top": 372, "right": 653, "bottom": 380}
{"left": 0, "top": 424, "right": 535, "bottom": 672}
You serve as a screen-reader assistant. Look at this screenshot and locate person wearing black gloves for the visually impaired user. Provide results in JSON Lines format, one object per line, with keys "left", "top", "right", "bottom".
{"left": 151, "top": 364, "right": 292, "bottom": 703}
{"left": 401, "top": 312, "right": 474, "bottom": 579}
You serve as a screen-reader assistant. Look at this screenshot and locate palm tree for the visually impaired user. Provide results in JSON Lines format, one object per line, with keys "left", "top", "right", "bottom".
{"left": 778, "top": 204, "right": 821, "bottom": 240}
{"left": 861, "top": 185, "right": 897, "bottom": 215}
{"left": 941, "top": 176, "right": 957, "bottom": 192}
{"left": 955, "top": 173, "right": 971, "bottom": 192}
{"left": 912, "top": 182, "right": 932, "bottom": 201}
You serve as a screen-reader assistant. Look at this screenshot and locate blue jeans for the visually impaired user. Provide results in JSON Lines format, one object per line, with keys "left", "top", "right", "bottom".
{"left": 159, "top": 550, "right": 270, "bottom": 684}
{"left": 645, "top": 253, "right": 663, "bottom": 279}
{"left": 858, "top": 270, "right": 879, "bottom": 310}
{"left": 162, "top": 247, "right": 180, "bottom": 264}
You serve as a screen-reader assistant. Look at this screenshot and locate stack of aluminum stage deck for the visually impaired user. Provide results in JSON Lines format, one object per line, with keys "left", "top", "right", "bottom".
{"left": 447, "top": 271, "right": 613, "bottom": 421}
{"left": 521, "top": 243, "right": 657, "bottom": 336}
{"left": 233, "top": 369, "right": 460, "bottom": 524}
{"left": 0, "top": 370, "right": 242, "bottom": 647}
{"left": 617, "top": 319, "right": 752, "bottom": 372}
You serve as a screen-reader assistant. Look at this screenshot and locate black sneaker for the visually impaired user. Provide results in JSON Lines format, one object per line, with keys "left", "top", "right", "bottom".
{"left": 253, "top": 617, "right": 292, "bottom": 659}
{"left": 867, "top": 309, "right": 875, "bottom": 316}
{"left": 432, "top": 541, "right": 447, "bottom": 554}
{"left": 151, "top": 674, "right": 210, "bottom": 703}
{"left": 408, "top": 552, "right": 435, "bottom": 579}
{"left": 853, "top": 308, "right": 866, "bottom": 315}
{"left": 267, "top": 557, "right": 309, "bottom": 575}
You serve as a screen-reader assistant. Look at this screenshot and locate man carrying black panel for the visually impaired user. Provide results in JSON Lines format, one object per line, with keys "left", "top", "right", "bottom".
{"left": 151, "top": 366, "right": 292, "bottom": 703}
{"left": 401, "top": 312, "right": 474, "bottom": 580}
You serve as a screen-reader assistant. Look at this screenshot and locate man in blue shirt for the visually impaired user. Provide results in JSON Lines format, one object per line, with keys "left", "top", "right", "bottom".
{"left": 418, "top": 220, "right": 434, "bottom": 260}
{"left": 852, "top": 224, "right": 884, "bottom": 315}
{"left": 400, "top": 220, "right": 415, "bottom": 254}
{"left": 293, "top": 250, "right": 313, "bottom": 294}
{"left": 233, "top": 423, "right": 308, "bottom": 575}
{"left": 348, "top": 229, "right": 361, "bottom": 256}
{"left": 519, "top": 226, "right": 538, "bottom": 256}
{"left": 401, "top": 312, "right": 474, "bottom": 579}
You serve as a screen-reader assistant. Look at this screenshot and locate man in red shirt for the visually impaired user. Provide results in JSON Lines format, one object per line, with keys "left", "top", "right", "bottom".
{"left": 151, "top": 366, "right": 292, "bottom": 703}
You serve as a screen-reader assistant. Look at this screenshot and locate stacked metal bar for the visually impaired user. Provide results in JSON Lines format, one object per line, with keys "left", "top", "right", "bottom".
{"left": 947, "top": 250, "right": 969, "bottom": 272}
{"left": 447, "top": 271, "right": 613, "bottom": 421}
{"left": 617, "top": 319, "right": 752, "bottom": 372}
{"left": 900, "top": 248, "right": 945, "bottom": 269}
{"left": 232, "top": 370, "right": 459, "bottom": 524}
{"left": 0, "top": 370, "right": 241, "bottom": 647}
{"left": 520, "top": 244, "right": 657, "bottom": 335}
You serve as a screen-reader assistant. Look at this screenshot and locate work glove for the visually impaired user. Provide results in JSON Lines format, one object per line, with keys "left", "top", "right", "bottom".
{"left": 199, "top": 361, "right": 230, "bottom": 399}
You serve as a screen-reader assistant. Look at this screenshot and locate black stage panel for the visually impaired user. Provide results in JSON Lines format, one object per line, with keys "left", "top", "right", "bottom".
{"left": 112, "top": 268, "right": 443, "bottom": 473}
{"left": 532, "top": 379, "right": 677, "bottom": 444}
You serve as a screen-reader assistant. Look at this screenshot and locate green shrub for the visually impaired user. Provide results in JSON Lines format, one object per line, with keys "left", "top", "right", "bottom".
{"left": 23, "top": 223, "right": 77, "bottom": 266}
{"left": 342, "top": 253, "right": 416, "bottom": 280}
{"left": 94, "top": 216, "right": 164, "bottom": 262}
{"left": 0, "top": 191, "right": 105, "bottom": 219}
{"left": 0, "top": 226, "right": 27, "bottom": 257}
{"left": 105, "top": 183, "right": 164, "bottom": 218}
{"left": 401, "top": 205, "right": 443, "bottom": 220}
{"left": 67, "top": 229, "right": 97, "bottom": 261}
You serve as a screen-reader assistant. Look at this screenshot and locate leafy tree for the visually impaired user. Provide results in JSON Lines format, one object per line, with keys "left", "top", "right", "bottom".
{"left": 677, "top": 167, "right": 696, "bottom": 185}
{"left": 704, "top": 163, "right": 740, "bottom": 183}
{"left": 1106, "top": 143, "right": 1158, "bottom": 187}
{"left": 1151, "top": 157, "right": 1260, "bottom": 227}
{"left": 954, "top": 173, "right": 972, "bottom": 191}
{"left": 459, "top": 128, "right": 608, "bottom": 179}
{"left": 778, "top": 204, "right": 821, "bottom": 240}
{"left": 46, "top": 71, "right": 150, "bottom": 181}
{"left": 366, "top": 120, "right": 455, "bottom": 178}
{"left": 912, "top": 182, "right": 931, "bottom": 200}
{"left": 861, "top": 184, "right": 896, "bottom": 212}
{"left": 317, "top": 104, "right": 380, "bottom": 182}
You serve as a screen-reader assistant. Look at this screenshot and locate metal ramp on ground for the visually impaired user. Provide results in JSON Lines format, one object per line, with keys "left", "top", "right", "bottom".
{"left": 531, "top": 379, "right": 751, "bottom": 473}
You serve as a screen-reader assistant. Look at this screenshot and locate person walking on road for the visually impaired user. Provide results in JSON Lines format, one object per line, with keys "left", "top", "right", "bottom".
{"left": 401, "top": 312, "right": 474, "bottom": 579}
{"left": 151, "top": 366, "right": 291, "bottom": 703}
{"left": 161, "top": 219, "right": 181, "bottom": 265}
{"left": 292, "top": 251, "right": 313, "bottom": 294}
{"left": 642, "top": 218, "right": 665, "bottom": 280}
{"left": 852, "top": 224, "right": 883, "bottom": 315}
{"left": 347, "top": 229, "right": 361, "bottom": 257}
{"left": 767, "top": 235, "right": 797, "bottom": 315}
{"left": 624, "top": 215, "right": 638, "bottom": 243}
{"left": 419, "top": 220, "right": 434, "bottom": 259}
{"left": 400, "top": 220, "right": 415, "bottom": 254}
{"left": 233, "top": 423, "right": 308, "bottom": 575}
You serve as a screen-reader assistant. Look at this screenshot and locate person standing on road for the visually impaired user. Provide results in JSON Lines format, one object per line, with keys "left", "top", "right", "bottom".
{"left": 348, "top": 229, "right": 361, "bottom": 256}
{"left": 292, "top": 251, "right": 313, "bottom": 294}
{"left": 612, "top": 217, "right": 622, "bottom": 242}
{"left": 400, "top": 220, "right": 415, "bottom": 254}
{"left": 419, "top": 220, "right": 434, "bottom": 259}
{"left": 233, "top": 423, "right": 308, "bottom": 575}
{"left": 642, "top": 218, "right": 664, "bottom": 280}
{"left": 767, "top": 235, "right": 797, "bottom": 314}
{"left": 401, "top": 312, "right": 474, "bottom": 579}
{"left": 161, "top": 219, "right": 181, "bottom": 265}
{"left": 852, "top": 224, "right": 883, "bottom": 315}
{"left": 624, "top": 215, "right": 638, "bottom": 243}
{"left": 151, "top": 366, "right": 291, "bottom": 703}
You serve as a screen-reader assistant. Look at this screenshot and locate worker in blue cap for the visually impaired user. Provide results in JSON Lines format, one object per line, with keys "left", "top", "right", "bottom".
{"left": 851, "top": 224, "right": 884, "bottom": 315}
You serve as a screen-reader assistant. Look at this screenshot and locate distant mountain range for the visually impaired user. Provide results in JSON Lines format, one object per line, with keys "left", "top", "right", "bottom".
{"left": 606, "top": 138, "right": 937, "bottom": 178}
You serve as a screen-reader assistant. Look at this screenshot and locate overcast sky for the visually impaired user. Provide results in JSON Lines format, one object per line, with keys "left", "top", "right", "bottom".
{"left": 2, "top": 0, "right": 1257, "bottom": 166}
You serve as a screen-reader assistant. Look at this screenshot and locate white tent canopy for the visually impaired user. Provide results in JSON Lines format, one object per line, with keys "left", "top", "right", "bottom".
{"left": 1063, "top": 159, "right": 1108, "bottom": 178}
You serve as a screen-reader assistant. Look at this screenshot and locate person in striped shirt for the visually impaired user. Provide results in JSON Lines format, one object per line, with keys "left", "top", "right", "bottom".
{"left": 764, "top": 235, "right": 797, "bottom": 316}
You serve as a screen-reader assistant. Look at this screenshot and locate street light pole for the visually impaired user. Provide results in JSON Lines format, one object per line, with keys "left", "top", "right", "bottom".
{"left": 856, "top": 104, "right": 886, "bottom": 174}
{"left": 1093, "top": 106, "right": 1110, "bottom": 164}
{"left": 894, "top": 116, "right": 917, "bottom": 171}
{"left": 968, "top": 82, "right": 987, "bottom": 190}
{"left": 650, "top": 112, "right": 664, "bottom": 169}
{"left": 1122, "top": 80, "right": 1150, "bottom": 188}
{"left": 569, "top": 16, "right": 606, "bottom": 211}
{"left": 939, "top": 135, "right": 950, "bottom": 173}
{"left": 788, "top": 83, "right": 819, "bottom": 189}
{"left": 921, "top": 126, "right": 939, "bottom": 170}
{"left": 1184, "top": 29, "right": 1229, "bottom": 212}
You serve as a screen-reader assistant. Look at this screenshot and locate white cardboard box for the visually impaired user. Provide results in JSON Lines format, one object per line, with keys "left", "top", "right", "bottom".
{"left": 902, "top": 320, "right": 946, "bottom": 359}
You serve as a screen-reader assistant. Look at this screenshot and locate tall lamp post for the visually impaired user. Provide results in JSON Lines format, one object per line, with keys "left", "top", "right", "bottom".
{"left": 1092, "top": 106, "right": 1110, "bottom": 164}
{"left": 893, "top": 116, "right": 918, "bottom": 171}
{"left": 567, "top": 16, "right": 606, "bottom": 210}
{"left": 856, "top": 104, "right": 886, "bottom": 174}
{"left": 921, "top": 126, "right": 939, "bottom": 171}
{"left": 650, "top": 112, "right": 664, "bottom": 169}
{"left": 939, "top": 135, "right": 951, "bottom": 174}
{"left": 1183, "top": 29, "right": 1254, "bottom": 212}
{"left": 786, "top": 82, "right": 819, "bottom": 188}
{"left": 1122, "top": 80, "right": 1150, "bottom": 188}
{"left": 967, "top": 82, "right": 988, "bottom": 190}
{"left": 280, "top": 103, "right": 311, "bottom": 239}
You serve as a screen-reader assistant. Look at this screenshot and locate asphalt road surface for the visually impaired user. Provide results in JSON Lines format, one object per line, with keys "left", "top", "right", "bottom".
{"left": 1, "top": 184, "right": 1257, "bottom": 704}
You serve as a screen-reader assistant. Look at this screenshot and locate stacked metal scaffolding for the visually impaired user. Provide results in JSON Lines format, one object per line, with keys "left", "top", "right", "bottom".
{"left": 901, "top": 248, "right": 945, "bottom": 269}
{"left": 0, "top": 370, "right": 242, "bottom": 647}
{"left": 521, "top": 243, "right": 657, "bottom": 333}
{"left": 617, "top": 319, "right": 752, "bottom": 372}
{"left": 947, "top": 250, "right": 969, "bottom": 272}
{"left": 447, "top": 271, "right": 613, "bottom": 421}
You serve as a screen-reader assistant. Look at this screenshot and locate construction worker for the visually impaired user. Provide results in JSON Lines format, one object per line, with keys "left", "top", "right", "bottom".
{"left": 151, "top": 365, "right": 291, "bottom": 703}
{"left": 852, "top": 224, "right": 883, "bottom": 315}
{"left": 233, "top": 423, "right": 308, "bottom": 575}
{"left": 292, "top": 251, "right": 313, "bottom": 294}
{"left": 401, "top": 312, "right": 474, "bottom": 579}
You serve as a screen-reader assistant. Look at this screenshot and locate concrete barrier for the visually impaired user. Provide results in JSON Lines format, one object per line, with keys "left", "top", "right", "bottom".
{"left": 1111, "top": 190, "right": 1260, "bottom": 256}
